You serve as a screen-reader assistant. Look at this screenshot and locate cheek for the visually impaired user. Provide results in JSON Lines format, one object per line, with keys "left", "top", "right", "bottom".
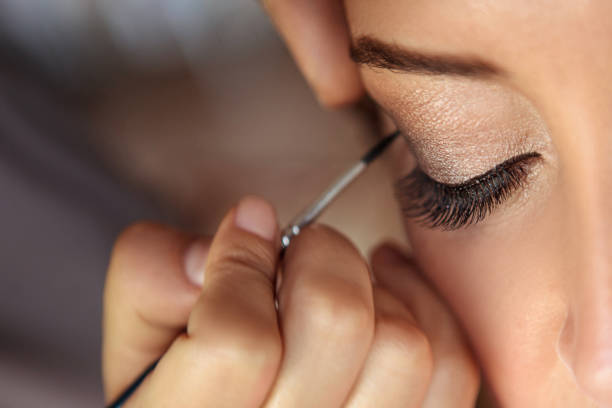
{"left": 403, "top": 202, "right": 569, "bottom": 402}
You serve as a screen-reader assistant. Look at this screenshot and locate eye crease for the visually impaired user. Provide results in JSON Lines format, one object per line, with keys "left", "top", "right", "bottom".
{"left": 396, "top": 152, "right": 542, "bottom": 230}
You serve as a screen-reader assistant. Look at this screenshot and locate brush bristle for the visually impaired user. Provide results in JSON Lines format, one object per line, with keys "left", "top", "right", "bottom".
{"left": 361, "top": 130, "right": 400, "bottom": 164}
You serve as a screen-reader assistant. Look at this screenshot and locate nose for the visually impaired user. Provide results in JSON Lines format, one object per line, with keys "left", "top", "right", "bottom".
{"left": 559, "top": 268, "right": 612, "bottom": 404}
{"left": 540, "top": 21, "right": 612, "bottom": 403}
{"left": 557, "top": 178, "right": 612, "bottom": 404}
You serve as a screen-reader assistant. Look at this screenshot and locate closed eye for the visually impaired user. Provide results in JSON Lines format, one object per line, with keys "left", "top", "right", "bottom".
{"left": 395, "top": 152, "right": 542, "bottom": 230}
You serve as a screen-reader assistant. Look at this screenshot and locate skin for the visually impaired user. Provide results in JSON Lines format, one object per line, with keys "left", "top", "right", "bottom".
{"left": 103, "top": 196, "right": 478, "bottom": 407}
{"left": 342, "top": 1, "right": 612, "bottom": 406}
{"left": 268, "top": 0, "right": 612, "bottom": 406}
{"left": 104, "top": 0, "right": 612, "bottom": 407}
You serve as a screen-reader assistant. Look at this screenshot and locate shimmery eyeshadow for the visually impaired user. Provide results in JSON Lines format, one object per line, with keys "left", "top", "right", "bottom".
{"left": 362, "top": 70, "right": 552, "bottom": 184}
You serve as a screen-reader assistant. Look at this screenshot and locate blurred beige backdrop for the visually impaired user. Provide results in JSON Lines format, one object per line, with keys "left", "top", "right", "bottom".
{"left": 0, "top": 1, "right": 404, "bottom": 406}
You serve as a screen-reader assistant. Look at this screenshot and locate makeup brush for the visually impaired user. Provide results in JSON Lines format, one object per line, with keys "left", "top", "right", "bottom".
{"left": 280, "top": 130, "right": 400, "bottom": 250}
{"left": 106, "top": 130, "right": 400, "bottom": 408}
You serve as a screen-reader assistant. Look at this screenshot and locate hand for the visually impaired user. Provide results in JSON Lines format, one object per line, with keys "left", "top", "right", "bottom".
{"left": 261, "top": 0, "right": 363, "bottom": 108}
{"left": 102, "top": 196, "right": 479, "bottom": 407}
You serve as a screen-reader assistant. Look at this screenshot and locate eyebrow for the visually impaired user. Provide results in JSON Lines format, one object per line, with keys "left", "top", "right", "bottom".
{"left": 350, "top": 36, "right": 502, "bottom": 77}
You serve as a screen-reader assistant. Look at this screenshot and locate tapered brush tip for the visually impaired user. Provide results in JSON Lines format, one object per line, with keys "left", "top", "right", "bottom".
{"left": 361, "top": 130, "right": 401, "bottom": 164}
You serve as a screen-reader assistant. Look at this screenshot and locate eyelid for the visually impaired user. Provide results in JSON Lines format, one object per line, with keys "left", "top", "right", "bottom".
{"left": 425, "top": 152, "right": 542, "bottom": 189}
{"left": 396, "top": 152, "right": 542, "bottom": 229}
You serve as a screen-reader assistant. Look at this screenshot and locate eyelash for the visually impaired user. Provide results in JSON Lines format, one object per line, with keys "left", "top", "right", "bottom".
{"left": 395, "top": 152, "right": 542, "bottom": 230}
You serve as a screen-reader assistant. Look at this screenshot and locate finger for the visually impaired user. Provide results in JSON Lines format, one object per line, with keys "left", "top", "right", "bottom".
{"left": 344, "top": 286, "right": 433, "bottom": 408}
{"left": 372, "top": 244, "right": 481, "bottom": 408}
{"left": 262, "top": 0, "right": 364, "bottom": 108}
{"left": 265, "top": 225, "right": 375, "bottom": 407}
{"left": 103, "top": 222, "right": 211, "bottom": 401}
{"left": 132, "top": 196, "right": 282, "bottom": 408}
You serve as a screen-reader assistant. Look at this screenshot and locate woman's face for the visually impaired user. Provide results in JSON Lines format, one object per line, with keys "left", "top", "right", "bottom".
{"left": 344, "top": 1, "right": 612, "bottom": 406}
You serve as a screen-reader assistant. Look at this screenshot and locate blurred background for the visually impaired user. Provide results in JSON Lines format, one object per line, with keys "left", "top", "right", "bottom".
{"left": 0, "top": 1, "right": 404, "bottom": 406}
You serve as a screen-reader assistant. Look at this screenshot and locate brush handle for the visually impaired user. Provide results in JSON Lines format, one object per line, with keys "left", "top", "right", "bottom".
{"left": 106, "top": 359, "right": 158, "bottom": 408}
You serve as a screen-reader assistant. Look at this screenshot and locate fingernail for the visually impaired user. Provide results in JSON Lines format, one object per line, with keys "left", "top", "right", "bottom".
{"left": 185, "top": 240, "right": 208, "bottom": 286}
{"left": 234, "top": 196, "right": 277, "bottom": 242}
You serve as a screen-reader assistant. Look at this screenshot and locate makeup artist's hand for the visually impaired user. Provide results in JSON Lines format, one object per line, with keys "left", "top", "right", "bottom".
{"left": 261, "top": 0, "right": 363, "bottom": 108}
{"left": 103, "top": 196, "right": 479, "bottom": 407}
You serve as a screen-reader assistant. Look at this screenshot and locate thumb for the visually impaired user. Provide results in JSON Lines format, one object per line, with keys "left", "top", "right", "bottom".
{"left": 132, "top": 196, "right": 282, "bottom": 407}
{"left": 186, "top": 194, "right": 280, "bottom": 339}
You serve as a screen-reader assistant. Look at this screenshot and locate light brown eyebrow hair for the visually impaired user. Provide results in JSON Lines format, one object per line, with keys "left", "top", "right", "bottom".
{"left": 350, "top": 36, "right": 502, "bottom": 77}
